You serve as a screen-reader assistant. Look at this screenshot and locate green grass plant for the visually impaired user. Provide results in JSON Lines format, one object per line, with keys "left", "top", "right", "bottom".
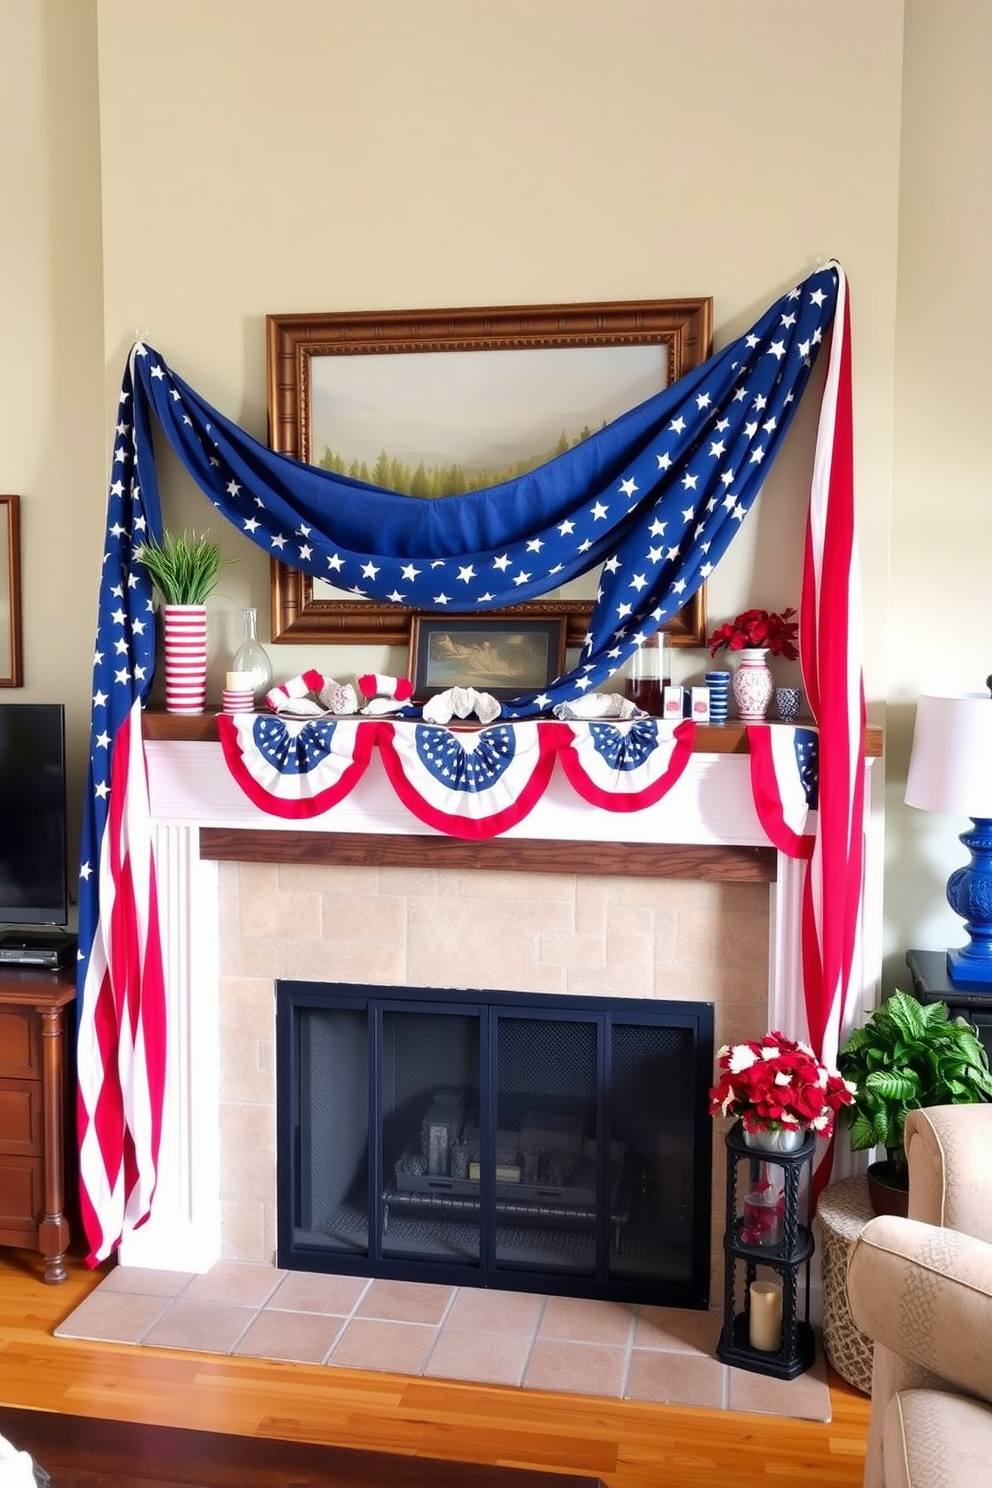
{"left": 134, "top": 529, "right": 232, "bottom": 605}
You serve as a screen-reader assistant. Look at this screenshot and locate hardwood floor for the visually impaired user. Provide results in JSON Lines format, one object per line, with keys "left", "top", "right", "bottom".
{"left": 0, "top": 1246, "right": 869, "bottom": 1488}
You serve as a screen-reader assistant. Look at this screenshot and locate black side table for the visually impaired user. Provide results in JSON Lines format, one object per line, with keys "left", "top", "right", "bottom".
{"left": 716, "top": 1122, "right": 816, "bottom": 1379}
{"left": 905, "top": 949, "right": 992, "bottom": 1064}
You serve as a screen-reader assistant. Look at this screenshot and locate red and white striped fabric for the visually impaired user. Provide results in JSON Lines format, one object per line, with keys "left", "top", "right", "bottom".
{"left": 76, "top": 701, "right": 167, "bottom": 1263}
{"left": 358, "top": 672, "right": 413, "bottom": 701}
{"left": 747, "top": 723, "right": 819, "bottom": 859}
{"left": 797, "top": 262, "right": 867, "bottom": 1091}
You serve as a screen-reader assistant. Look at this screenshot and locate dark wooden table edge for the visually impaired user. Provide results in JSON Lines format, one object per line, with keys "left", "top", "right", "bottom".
{"left": 0, "top": 1405, "right": 608, "bottom": 1488}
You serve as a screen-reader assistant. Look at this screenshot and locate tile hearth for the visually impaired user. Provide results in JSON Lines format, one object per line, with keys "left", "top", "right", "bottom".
{"left": 55, "top": 1260, "right": 831, "bottom": 1422}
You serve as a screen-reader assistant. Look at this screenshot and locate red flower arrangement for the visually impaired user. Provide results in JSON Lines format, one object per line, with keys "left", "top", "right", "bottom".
{"left": 709, "top": 1031, "right": 856, "bottom": 1137}
{"left": 707, "top": 606, "right": 799, "bottom": 659}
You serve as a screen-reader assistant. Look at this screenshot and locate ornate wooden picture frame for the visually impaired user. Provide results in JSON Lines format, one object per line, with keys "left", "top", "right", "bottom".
{"left": 0, "top": 495, "right": 22, "bottom": 687}
{"left": 266, "top": 297, "right": 712, "bottom": 649}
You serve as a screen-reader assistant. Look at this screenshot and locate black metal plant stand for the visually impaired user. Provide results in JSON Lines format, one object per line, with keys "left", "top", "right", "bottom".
{"left": 716, "top": 1121, "right": 816, "bottom": 1379}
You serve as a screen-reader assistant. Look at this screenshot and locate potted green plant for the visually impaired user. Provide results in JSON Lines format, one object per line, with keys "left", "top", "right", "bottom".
{"left": 133, "top": 529, "right": 232, "bottom": 604}
{"left": 836, "top": 989, "right": 992, "bottom": 1213}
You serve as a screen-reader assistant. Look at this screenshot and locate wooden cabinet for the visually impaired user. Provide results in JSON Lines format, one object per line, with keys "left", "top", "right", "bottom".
{"left": 0, "top": 967, "right": 76, "bottom": 1282}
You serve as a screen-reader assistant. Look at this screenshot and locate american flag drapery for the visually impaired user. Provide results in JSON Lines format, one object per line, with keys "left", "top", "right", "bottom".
{"left": 799, "top": 270, "right": 866, "bottom": 1072}
{"left": 121, "top": 264, "right": 843, "bottom": 716}
{"left": 76, "top": 263, "right": 864, "bottom": 1263}
{"left": 76, "top": 357, "right": 168, "bottom": 1264}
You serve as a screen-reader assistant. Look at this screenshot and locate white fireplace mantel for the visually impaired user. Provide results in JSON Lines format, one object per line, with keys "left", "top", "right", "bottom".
{"left": 118, "top": 728, "right": 880, "bottom": 1273}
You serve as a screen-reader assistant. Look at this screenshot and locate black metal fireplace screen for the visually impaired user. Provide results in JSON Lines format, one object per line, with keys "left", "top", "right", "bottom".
{"left": 276, "top": 981, "right": 714, "bottom": 1307}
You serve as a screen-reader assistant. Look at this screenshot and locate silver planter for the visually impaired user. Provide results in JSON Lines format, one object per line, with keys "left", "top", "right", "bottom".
{"left": 742, "top": 1124, "right": 805, "bottom": 1154}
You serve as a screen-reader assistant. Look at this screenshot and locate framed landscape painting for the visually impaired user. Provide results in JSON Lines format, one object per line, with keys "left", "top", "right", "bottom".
{"left": 266, "top": 297, "right": 712, "bottom": 648}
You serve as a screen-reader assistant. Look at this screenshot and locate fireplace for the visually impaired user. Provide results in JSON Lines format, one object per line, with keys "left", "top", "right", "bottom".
{"left": 277, "top": 980, "right": 714, "bottom": 1306}
{"left": 115, "top": 727, "right": 878, "bottom": 1297}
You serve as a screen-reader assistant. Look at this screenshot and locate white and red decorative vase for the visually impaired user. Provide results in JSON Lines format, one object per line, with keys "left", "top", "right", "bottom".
{"left": 732, "top": 648, "right": 774, "bottom": 722}
{"left": 162, "top": 603, "right": 208, "bottom": 714}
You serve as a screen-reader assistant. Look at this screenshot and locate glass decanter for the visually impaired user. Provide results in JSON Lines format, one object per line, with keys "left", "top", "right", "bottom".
{"left": 231, "top": 606, "right": 273, "bottom": 704}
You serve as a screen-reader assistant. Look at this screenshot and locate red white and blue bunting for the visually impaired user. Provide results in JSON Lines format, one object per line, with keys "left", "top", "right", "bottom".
{"left": 377, "top": 721, "right": 560, "bottom": 839}
{"left": 217, "top": 715, "right": 709, "bottom": 837}
{"left": 747, "top": 723, "right": 819, "bottom": 858}
{"left": 556, "top": 718, "right": 695, "bottom": 812}
{"left": 217, "top": 714, "right": 822, "bottom": 854}
{"left": 217, "top": 713, "right": 377, "bottom": 818}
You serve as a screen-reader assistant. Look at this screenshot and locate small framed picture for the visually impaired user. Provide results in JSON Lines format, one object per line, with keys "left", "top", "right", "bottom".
{"left": 409, "top": 616, "right": 566, "bottom": 701}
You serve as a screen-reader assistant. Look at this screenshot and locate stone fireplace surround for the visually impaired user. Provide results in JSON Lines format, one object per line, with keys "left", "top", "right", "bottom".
{"left": 120, "top": 718, "right": 879, "bottom": 1309}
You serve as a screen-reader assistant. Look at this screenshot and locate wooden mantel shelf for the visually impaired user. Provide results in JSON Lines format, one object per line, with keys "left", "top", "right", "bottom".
{"left": 142, "top": 709, "right": 881, "bottom": 887}
{"left": 198, "top": 827, "right": 779, "bottom": 883}
{"left": 142, "top": 709, "right": 883, "bottom": 756}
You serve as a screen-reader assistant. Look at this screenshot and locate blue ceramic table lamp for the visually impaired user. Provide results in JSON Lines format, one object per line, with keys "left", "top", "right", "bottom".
{"left": 905, "top": 687, "right": 992, "bottom": 987}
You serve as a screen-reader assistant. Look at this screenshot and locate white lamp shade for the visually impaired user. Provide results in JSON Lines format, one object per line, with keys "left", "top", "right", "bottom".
{"left": 905, "top": 692, "right": 992, "bottom": 818}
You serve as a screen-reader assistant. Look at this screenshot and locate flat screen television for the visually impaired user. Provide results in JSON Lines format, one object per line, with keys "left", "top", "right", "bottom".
{"left": 0, "top": 701, "right": 70, "bottom": 931}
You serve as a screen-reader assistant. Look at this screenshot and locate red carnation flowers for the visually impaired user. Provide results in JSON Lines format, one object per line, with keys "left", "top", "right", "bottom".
{"left": 709, "top": 1031, "right": 855, "bottom": 1137}
{"left": 707, "top": 606, "right": 799, "bottom": 659}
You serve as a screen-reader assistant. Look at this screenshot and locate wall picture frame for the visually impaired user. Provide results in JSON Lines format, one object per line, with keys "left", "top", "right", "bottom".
{"left": 0, "top": 495, "right": 22, "bottom": 688}
{"left": 266, "top": 297, "right": 712, "bottom": 649}
{"left": 409, "top": 615, "right": 566, "bottom": 702}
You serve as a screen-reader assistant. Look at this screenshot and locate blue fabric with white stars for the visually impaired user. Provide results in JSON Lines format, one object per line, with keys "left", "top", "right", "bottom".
{"left": 586, "top": 719, "right": 663, "bottom": 772}
{"left": 412, "top": 725, "right": 516, "bottom": 791}
{"left": 79, "top": 267, "right": 841, "bottom": 990}
{"left": 107, "top": 263, "right": 839, "bottom": 723}
{"left": 251, "top": 715, "right": 339, "bottom": 774}
{"left": 795, "top": 728, "right": 819, "bottom": 810}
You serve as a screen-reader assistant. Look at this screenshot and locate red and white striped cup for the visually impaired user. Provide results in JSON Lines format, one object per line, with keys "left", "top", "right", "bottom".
{"left": 222, "top": 671, "right": 256, "bottom": 715}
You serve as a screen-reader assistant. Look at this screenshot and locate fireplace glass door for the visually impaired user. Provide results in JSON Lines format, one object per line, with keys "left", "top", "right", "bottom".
{"left": 382, "top": 1005, "right": 482, "bottom": 1267}
{"left": 278, "top": 981, "right": 714, "bottom": 1307}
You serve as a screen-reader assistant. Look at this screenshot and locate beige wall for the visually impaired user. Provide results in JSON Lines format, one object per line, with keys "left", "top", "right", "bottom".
{"left": 6, "top": 0, "right": 980, "bottom": 994}
{"left": 0, "top": 0, "right": 105, "bottom": 857}
{"left": 885, "top": 1, "right": 992, "bottom": 983}
{"left": 90, "top": 0, "right": 902, "bottom": 717}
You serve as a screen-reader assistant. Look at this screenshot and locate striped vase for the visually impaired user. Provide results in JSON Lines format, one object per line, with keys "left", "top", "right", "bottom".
{"left": 162, "top": 604, "right": 208, "bottom": 714}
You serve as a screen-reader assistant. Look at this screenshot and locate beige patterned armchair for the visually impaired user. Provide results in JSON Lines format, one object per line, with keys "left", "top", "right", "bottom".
{"left": 846, "top": 1104, "right": 992, "bottom": 1488}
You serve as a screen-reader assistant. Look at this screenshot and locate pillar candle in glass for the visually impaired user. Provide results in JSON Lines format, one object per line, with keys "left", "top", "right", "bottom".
{"left": 748, "top": 1279, "right": 783, "bottom": 1351}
